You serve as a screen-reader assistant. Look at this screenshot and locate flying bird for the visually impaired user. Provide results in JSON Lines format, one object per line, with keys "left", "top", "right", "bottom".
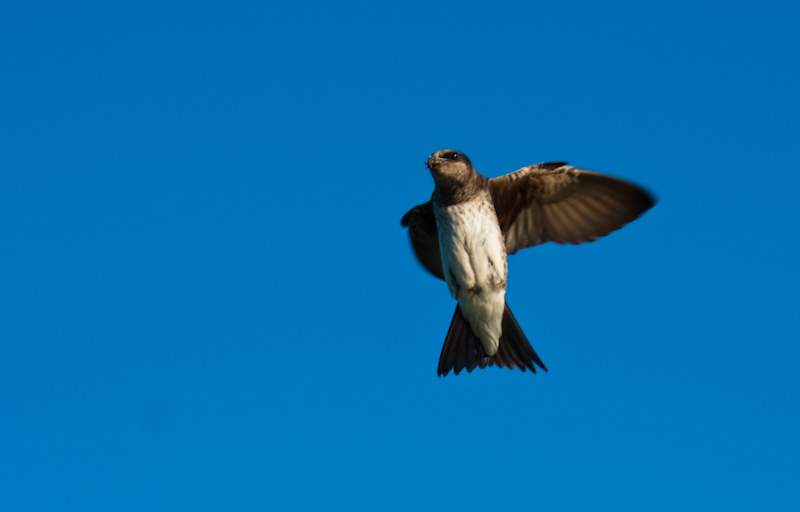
{"left": 402, "top": 150, "right": 655, "bottom": 376}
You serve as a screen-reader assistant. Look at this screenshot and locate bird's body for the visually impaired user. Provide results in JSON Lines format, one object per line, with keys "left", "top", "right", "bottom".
{"left": 402, "top": 149, "right": 655, "bottom": 376}
{"left": 433, "top": 188, "right": 507, "bottom": 357}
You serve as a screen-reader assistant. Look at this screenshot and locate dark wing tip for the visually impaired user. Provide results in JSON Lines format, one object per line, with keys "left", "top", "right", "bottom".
{"left": 642, "top": 186, "right": 658, "bottom": 210}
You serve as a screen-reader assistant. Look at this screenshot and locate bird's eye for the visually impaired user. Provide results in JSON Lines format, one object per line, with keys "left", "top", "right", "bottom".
{"left": 447, "top": 152, "right": 460, "bottom": 161}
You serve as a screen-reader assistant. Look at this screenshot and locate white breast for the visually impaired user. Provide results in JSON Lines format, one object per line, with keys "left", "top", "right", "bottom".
{"left": 433, "top": 196, "right": 508, "bottom": 355}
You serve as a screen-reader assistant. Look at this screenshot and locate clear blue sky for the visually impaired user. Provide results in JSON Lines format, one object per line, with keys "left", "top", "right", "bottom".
{"left": 2, "top": 1, "right": 798, "bottom": 510}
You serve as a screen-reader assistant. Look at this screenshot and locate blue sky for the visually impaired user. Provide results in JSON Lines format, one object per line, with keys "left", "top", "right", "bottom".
{"left": 1, "top": 1, "right": 798, "bottom": 510}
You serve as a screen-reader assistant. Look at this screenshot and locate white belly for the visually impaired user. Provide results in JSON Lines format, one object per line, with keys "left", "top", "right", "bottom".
{"left": 434, "top": 197, "right": 508, "bottom": 355}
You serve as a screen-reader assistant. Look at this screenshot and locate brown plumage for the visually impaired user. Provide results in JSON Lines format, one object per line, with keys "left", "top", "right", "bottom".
{"left": 402, "top": 151, "right": 655, "bottom": 376}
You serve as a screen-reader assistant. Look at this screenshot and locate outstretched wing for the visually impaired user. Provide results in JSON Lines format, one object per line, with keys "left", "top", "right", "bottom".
{"left": 489, "top": 162, "right": 655, "bottom": 255}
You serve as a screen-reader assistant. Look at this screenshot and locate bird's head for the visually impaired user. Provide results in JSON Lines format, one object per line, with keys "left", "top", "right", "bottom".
{"left": 426, "top": 149, "right": 474, "bottom": 184}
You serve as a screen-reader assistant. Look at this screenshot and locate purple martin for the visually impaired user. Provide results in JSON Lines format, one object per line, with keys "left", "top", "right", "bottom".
{"left": 402, "top": 150, "right": 655, "bottom": 376}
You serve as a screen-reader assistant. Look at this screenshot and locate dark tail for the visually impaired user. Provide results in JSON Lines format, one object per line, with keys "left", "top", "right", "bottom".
{"left": 438, "top": 302, "right": 548, "bottom": 377}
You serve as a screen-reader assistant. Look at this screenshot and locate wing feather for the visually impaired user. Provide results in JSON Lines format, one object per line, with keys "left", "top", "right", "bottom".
{"left": 490, "top": 163, "right": 655, "bottom": 254}
{"left": 401, "top": 200, "right": 444, "bottom": 280}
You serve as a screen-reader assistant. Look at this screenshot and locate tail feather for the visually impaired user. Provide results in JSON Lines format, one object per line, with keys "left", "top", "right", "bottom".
{"left": 501, "top": 302, "right": 548, "bottom": 372}
{"left": 494, "top": 331, "right": 525, "bottom": 370}
{"left": 438, "top": 302, "right": 548, "bottom": 377}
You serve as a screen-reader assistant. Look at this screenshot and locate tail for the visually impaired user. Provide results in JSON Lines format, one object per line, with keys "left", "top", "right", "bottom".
{"left": 437, "top": 302, "right": 548, "bottom": 377}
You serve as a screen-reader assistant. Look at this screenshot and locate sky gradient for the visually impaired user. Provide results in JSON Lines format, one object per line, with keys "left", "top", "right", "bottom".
{"left": 1, "top": 1, "right": 798, "bottom": 510}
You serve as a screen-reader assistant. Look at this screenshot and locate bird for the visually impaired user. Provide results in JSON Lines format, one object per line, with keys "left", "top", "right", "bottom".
{"left": 401, "top": 149, "right": 655, "bottom": 376}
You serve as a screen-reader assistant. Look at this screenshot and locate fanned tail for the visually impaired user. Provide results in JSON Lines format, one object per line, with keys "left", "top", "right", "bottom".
{"left": 438, "top": 302, "right": 548, "bottom": 377}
